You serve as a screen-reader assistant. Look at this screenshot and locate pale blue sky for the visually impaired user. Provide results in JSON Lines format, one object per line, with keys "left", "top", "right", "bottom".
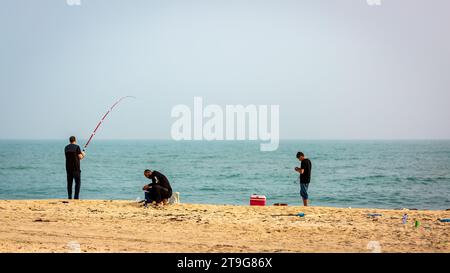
{"left": 0, "top": 0, "right": 449, "bottom": 140}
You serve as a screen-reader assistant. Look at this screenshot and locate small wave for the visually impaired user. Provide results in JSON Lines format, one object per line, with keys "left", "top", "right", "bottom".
{"left": 404, "top": 176, "right": 448, "bottom": 183}
{"left": 218, "top": 173, "right": 241, "bottom": 179}
{"left": 405, "top": 177, "right": 417, "bottom": 182}
{"left": 434, "top": 176, "right": 450, "bottom": 181}
{"left": 348, "top": 174, "right": 388, "bottom": 181}
{"left": 198, "top": 187, "right": 221, "bottom": 192}
{"left": 0, "top": 166, "right": 35, "bottom": 170}
{"left": 200, "top": 155, "right": 218, "bottom": 159}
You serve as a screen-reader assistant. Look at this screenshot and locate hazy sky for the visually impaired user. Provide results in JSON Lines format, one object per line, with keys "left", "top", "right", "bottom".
{"left": 1, "top": 0, "right": 449, "bottom": 140}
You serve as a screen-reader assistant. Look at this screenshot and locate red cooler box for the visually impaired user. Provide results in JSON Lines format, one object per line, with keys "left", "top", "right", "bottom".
{"left": 250, "top": 194, "right": 266, "bottom": 206}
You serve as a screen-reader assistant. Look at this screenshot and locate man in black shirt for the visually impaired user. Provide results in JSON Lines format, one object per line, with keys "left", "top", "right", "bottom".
{"left": 295, "top": 151, "right": 312, "bottom": 206}
{"left": 143, "top": 169, "right": 173, "bottom": 206}
{"left": 64, "top": 136, "right": 85, "bottom": 199}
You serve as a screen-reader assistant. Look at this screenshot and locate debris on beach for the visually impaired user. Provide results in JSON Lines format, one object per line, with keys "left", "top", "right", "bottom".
{"left": 33, "top": 218, "right": 51, "bottom": 222}
{"left": 414, "top": 220, "right": 420, "bottom": 228}
{"left": 87, "top": 208, "right": 103, "bottom": 213}
{"left": 367, "top": 213, "right": 382, "bottom": 217}
{"left": 270, "top": 213, "right": 305, "bottom": 217}
{"left": 402, "top": 214, "right": 408, "bottom": 224}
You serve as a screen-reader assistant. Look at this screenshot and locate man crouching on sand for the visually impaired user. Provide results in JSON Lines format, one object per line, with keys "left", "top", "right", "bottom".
{"left": 143, "top": 169, "right": 173, "bottom": 207}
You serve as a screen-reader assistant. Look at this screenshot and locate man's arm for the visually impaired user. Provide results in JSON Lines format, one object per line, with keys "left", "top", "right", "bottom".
{"left": 294, "top": 167, "right": 304, "bottom": 174}
{"left": 77, "top": 147, "right": 86, "bottom": 160}
{"left": 145, "top": 174, "right": 157, "bottom": 186}
{"left": 151, "top": 174, "right": 157, "bottom": 184}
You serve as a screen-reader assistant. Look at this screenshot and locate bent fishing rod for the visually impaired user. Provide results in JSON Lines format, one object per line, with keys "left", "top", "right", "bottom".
{"left": 83, "top": 96, "right": 135, "bottom": 152}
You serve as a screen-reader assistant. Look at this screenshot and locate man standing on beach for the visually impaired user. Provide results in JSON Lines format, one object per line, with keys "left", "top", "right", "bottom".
{"left": 65, "top": 136, "right": 85, "bottom": 199}
{"left": 295, "top": 152, "right": 312, "bottom": 206}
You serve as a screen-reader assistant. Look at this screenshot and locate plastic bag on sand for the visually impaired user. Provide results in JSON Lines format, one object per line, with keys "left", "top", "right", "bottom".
{"left": 169, "top": 192, "right": 180, "bottom": 204}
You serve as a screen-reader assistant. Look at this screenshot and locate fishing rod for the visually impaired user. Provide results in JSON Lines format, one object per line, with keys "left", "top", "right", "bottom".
{"left": 83, "top": 96, "right": 135, "bottom": 152}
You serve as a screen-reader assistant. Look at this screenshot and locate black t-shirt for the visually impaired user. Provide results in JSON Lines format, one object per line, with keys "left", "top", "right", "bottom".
{"left": 65, "top": 144, "right": 81, "bottom": 173}
{"left": 147, "top": 171, "right": 172, "bottom": 192}
{"left": 300, "top": 158, "right": 312, "bottom": 184}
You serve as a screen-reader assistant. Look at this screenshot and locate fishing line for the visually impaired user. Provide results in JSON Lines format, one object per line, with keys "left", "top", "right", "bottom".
{"left": 83, "top": 96, "right": 135, "bottom": 151}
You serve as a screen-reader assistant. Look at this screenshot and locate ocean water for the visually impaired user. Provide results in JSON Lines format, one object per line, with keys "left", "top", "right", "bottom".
{"left": 0, "top": 140, "right": 449, "bottom": 210}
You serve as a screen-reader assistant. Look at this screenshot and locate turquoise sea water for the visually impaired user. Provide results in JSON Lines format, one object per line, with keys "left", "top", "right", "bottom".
{"left": 0, "top": 140, "right": 449, "bottom": 210}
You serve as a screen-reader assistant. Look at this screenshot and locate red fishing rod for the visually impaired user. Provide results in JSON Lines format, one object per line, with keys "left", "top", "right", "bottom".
{"left": 83, "top": 96, "right": 135, "bottom": 151}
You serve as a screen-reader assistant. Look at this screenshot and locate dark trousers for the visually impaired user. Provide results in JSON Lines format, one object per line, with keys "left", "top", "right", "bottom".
{"left": 300, "top": 183, "right": 309, "bottom": 200}
{"left": 67, "top": 171, "right": 81, "bottom": 199}
{"left": 145, "top": 185, "right": 172, "bottom": 203}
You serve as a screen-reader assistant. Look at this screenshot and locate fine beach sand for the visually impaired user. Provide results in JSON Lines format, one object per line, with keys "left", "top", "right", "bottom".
{"left": 0, "top": 200, "right": 449, "bottom": 253}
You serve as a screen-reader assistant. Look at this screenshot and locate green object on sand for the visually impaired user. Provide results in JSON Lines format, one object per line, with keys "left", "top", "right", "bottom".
{"left": 297, "top": 213, "right": 305, "bottom": 217}
{"left": 415, "top": 220, "right": 420, "bottom": 228}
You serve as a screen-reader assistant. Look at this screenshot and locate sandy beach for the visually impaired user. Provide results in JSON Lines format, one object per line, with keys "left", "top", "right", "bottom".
{"left": 0, "top": 200, "right": 449, "bottom": 253}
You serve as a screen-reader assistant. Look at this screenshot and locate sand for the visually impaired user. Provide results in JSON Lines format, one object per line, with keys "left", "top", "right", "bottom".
{"left": 0, "top": 200, "right": 449, "bottom": 253}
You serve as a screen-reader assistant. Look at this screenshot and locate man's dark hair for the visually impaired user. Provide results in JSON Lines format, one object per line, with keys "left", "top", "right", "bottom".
{"left": 296, "top": 152, "right": 304, "bottom": 158}
{"left": 144, "top": 169, "right": 151, "bottom": 173}
{"left": 69, "top": 136, "right": 76, "bottom": 143}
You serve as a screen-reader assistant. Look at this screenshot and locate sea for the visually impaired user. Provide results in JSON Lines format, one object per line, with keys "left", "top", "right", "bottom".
{"left": 0, "top": 140, "right": 449, "bottom": 210}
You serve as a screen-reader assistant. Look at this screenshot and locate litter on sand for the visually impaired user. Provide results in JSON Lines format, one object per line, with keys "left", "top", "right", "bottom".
{"left": 367, "top": 213, "right": 383, "bottom": 217}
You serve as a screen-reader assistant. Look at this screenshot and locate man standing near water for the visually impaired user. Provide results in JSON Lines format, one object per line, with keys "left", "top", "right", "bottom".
{"left": 65, "top": 136, "right": 85, "bottom": 199}
{"left": 295, "top": 152, "right": 312, "bottom": 206}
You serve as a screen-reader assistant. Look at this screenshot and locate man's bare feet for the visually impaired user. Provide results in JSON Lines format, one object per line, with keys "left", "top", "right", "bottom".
{"left": 151, "top": 202, "right": 164, "bottom": 209}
